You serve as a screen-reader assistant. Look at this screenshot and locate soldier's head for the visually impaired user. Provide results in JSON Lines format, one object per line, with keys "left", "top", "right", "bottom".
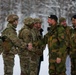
{"left": 34, "top": 18, "right": 42, "bottom": 30}
{"left": 59, "top": 17, "right": 67, "bottom": 27}
{"left": 71, "top": 15, "right": 76, "bottom": 27}
{"left": 24, "top": 17, "right": 34, "bottom": 28}
{"left": 48, "top": 15, "right": 58, "bottom": 26}
{"left": 7, "top": 14, "right": 19, "bottom": 28}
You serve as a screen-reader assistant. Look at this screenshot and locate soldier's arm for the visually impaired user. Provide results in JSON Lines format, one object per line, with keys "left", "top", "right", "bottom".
{"left": 20, "top": 29, "right": 33, "bottom": 43}
{"left": 56, "top": 27, "right": 66, "bottom": 58}
{"left": 2, "top": 29, "right": 27, "bottom": 49}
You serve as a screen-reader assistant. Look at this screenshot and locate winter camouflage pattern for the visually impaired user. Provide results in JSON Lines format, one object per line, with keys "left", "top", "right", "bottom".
{"left": 1, "top": 23, "right": 27, "bottom": 75}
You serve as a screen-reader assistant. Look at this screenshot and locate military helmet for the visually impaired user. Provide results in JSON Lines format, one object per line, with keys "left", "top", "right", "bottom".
{"left": 7, "top": 14, "right": 19, "bottom": 23}
{"left": 59, "top": 17, "right": 66, "bottom": 23}
{"left": 24, "top": 17, "right": 34, "bottom": 26}
{"left": 34, "top": 18, "right": 42, "bottom": 24}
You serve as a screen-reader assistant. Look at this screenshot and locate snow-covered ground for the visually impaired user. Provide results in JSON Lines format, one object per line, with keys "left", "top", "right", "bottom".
{"left": 0, "top": 45, "right": 71, "bottom": 75}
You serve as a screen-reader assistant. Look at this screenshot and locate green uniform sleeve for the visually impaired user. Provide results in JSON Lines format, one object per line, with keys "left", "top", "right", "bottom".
{"left": 2, "top": 28, "right": 27, "bottom": 49}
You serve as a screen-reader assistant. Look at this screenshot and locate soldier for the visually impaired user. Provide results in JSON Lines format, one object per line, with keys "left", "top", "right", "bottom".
{"left": 43, "top": 15, "right": 67, "bottom": 75}
{"left": 70, "top": 15, "right": 76, "bottom": 75}
{"left": 59, "top": 17, "right": 71, "bottom": 50}
{"left": 1, "top": 14, "right": 32, "bottom": 75}
{"left": 59, "top": 17, "right": 71, "bottom": 75}
{"left": 18, "top": 17, "right": 34, "bottom": 75}
{"left": 59, "top": 17, "right": 67, "bottom": 27}
{"left": 31, "top": 18, "right": 44, "bottom": 75}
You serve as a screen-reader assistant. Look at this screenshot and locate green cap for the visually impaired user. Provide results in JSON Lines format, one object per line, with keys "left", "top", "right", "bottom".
{"left": 59, "top": 17, "right": 66, "bottom": 23}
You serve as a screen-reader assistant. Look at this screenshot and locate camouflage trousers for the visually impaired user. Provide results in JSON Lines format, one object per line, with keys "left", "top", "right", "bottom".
{"left": 71, "top": 52, "right": 76, "bottom": 75}
{"left": 49, "top": 56, "right": 66, "bottom": 75}
{"left": 19, "top": 56, "right": 30, "bottom": 75}
{"left": 19, "top": 53, "right": 39, "bottom": 75}
{"left": 29, "top": 60, "right": 38, "bottom": 75}
{"left": 71, "top": 57, "right": 76, "bottom": 75}
{"left": 30, "top": 54, "right": 39, "bottom": 75}
{"left": 70, "top": 49, "right": 76, "bottom": 75}
{"left": 3, "top": 53, "right": 15, "bottom": 75}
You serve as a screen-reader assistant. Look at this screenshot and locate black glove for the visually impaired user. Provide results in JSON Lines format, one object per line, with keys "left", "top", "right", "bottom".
{"left": 1, "top": 36, "right": 7, "bottom": 42}
{"left": 40, "top": 28, "right": 43, "bottom": 35}
{"left": 47, "top": 27, "right": 50, "bottom": 31}
{"left": 66, "top": 47, "right": 71, "bottom": 54}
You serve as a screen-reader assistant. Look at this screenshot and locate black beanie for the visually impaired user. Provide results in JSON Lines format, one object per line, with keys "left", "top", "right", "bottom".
{"left": 71, "top": 15, "right": 76, "bottom": 20}
{"left": 48, "top": 15, "right": 58, "bottom": 22}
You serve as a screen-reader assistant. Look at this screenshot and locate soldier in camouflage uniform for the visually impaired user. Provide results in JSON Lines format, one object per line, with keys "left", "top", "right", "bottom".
{"left": 31, "top": 18, "right": 44, "bottom": 75}
{"left": 1, "top": 14, "right": 32, "bottom": 75}
{"left": 43, "top": 15, "right": 68, "bottom": 75}
{"left": 58, "top": 17, "right": 71, "bottom": 75}
{"left": 18, "top": 17, "right": 34, "bottom": 75}
{"left": 70, "top": 15, "right": 76, "bottom": 75}
{"left": 59, "top": 17, "right": 71, "bottom": 54}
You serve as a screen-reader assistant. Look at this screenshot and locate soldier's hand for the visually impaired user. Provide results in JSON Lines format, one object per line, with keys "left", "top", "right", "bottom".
{"left": 35, "top": 50, "right": 42, "bottom": 56}
{"left": 56, "top": 57, "right": 61, "bottom": 64}
{"left": 27, "top": 43, "right": 33, "bottom": 50}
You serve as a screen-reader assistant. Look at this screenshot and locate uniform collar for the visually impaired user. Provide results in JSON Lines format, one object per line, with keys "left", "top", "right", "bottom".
{"left": 7, "top": 23, "right": 16, "bottom": 31}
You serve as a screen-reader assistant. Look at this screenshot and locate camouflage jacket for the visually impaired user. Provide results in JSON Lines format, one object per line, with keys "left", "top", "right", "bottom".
{"left": 31, "top": 27, "right": 44, "bottom": 56}
{"left": 70, "top": 27, "right": 76, "bottom": 57}
{"left": 19, "top": 25, "right": 33, "bottom": 43}
{"left": 70, "top": 27, "right": 76, "bottom": 48}
{"left": 57, "top": 25, "right": 71, "bottom": 56}
{"left": 19, "top": 25, "right": 33, "bottom": 56}
{"left": 44, "top": 25, "right": 70, "bottom": 59}
{"left": 44, "top": 25, "right": 59, "bottom": 59}
{"left": 31, "top": 28, "right": 42, "bottom": 43}
{"left": 1, "top": 23, "right": 27, "bottom": 53}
